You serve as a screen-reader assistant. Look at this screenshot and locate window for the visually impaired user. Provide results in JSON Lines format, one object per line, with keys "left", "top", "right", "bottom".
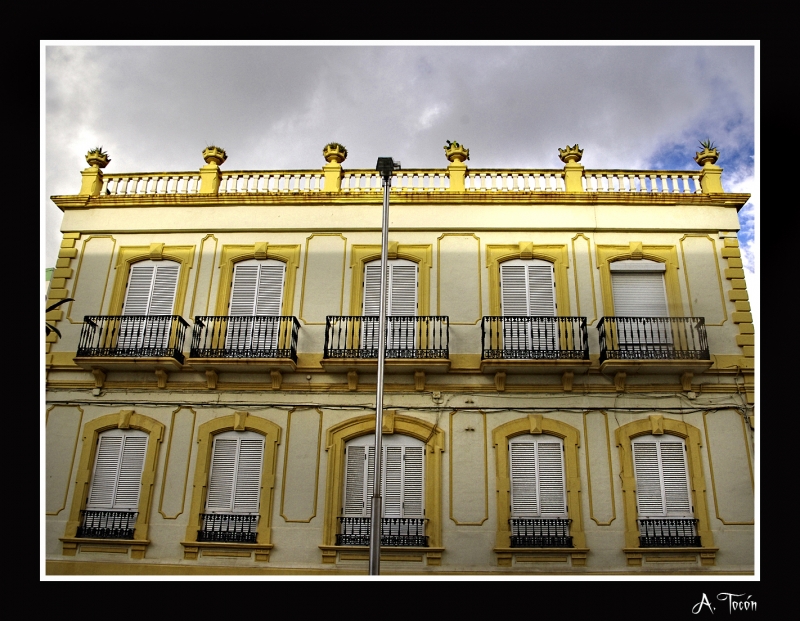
{"left": 610, "top": 259, "right": 672, "bottom": 348}
{"left": 77, "top": 428, "right": 148, "bottom": 539}
{"left": 119, "top": 259, "right": 180, "bottom": 349}
{"left": 500, "top": 258, "right": 557, "bottom": 350}
{"left": 362, "top": 259, "right": 418, "bottom": 350}
{"left": 199, "top": 430, "right": 266, "bottom": 543}
{"left": 508, "top": 435, "right": 572, "bottom": 547}
{"left": 339, "top": 433, "right": 427, "bottom": 546}
{"left": 632, "top": 434, "right": 699, "bottom": 547}
{"left": 226, "top": 258, "right": 286, "bottom": 351}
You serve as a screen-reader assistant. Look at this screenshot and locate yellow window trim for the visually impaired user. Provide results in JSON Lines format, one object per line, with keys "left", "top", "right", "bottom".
{"left": 349, "top": 244, "right": 432, "bottom": 315}
{"left": 615, "top": 416, "right": 714, "bottom": 551}
{"left": 183, "top": 412, "right": 282, "bottom": 556}
{"left": 320, "top": 413, "right": 444, "bottom": 551}
{"left": 596, "top": 244, "right": 683, "bottom": 317}
{"left": 491, "top": 415, "right": 586, "bottom": 550}
{"left": 108, "top": 245, "right": 195, "bottom": 316}
{"left": 215, "top": 244, "right": 301, "bottom": 316}
{"left": 61, "top": 411, "right": 165, "bottom": 556}
{"left": 486, "top": 244, "right": 570, "bottom": 316}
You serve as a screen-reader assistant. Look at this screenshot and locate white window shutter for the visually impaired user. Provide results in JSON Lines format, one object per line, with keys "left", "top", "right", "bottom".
{"left": 363, "top": 263, "right": 383, "bottom": 316}
{"left": 501, "top": 259, "right": 556, "bottom": 350}
{"left": 343, "top": 446, "right": 367, "bottom": 516}
{"left": 206, "top": 438, "right": 238, "bottom": 512}
{"left": 206, "top": 432, "right": 265, "bottom": 514}
{"left": 255, "top": 263, "right": 286, "bottom": 316}
{"left": 401, "top": 446, "right": 425, "bottom": 518}
{"left": 389, "top": 263, "right": 418, "bottom": 316}
{"left": 365, "top": 446, "right": 376, "bottom": 515}
{"left": 122, "top": 264, "right": 155, "bottom": 316}
{"left": 510, "top": 441, "right": 538, "bottom": 516}
{"left": 509, "top": 436, "right": 567, "bottom": 518}
{"left": 87, "top": 429, "right": 148, "bottom": 511}
{"left": 383, "top": 446, "right": 404, "bottom": 517}
{"left": 660, "top": 441, "right": 692, "bottom": 515}
{"left": 632, "top": 441, "right": 664, "bottom": 516}
{"left": 527, "top": 264, "right": 556, "bottom": 316}
{"left": 229, "top": 264, "right": 260, "bottom": 316}
{"left": 148, "top": 264, "right": 180, "bottom": 315}
{"left": 611, "top": 271, "right": 669, "bottom": 317}
{"left": 232, "top": 438, "right": 265, "bottom": 513}
{"left": 537, "top": 441, "right": 567, "bottom": 516}
{"left": 501, "top": 264, "right": 529, "bottom": 316}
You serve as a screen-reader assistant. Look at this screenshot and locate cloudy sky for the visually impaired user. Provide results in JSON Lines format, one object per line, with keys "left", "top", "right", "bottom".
{"left": 43, "top": 43, "right": 757, "bottom": 325}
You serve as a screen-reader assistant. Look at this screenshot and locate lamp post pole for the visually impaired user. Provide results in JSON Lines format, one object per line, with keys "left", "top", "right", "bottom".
{"left": 369, "top": 157, "right": 400, "bottom": 576}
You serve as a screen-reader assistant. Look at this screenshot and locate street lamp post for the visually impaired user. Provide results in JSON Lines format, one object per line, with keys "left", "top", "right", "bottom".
{"left": 369, "top": 156, "right": 401, "bottom": 576}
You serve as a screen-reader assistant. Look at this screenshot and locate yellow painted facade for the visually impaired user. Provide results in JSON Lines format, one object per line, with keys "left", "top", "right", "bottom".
{"left": 45, "top": 143, "right": 754, "bottom": 575}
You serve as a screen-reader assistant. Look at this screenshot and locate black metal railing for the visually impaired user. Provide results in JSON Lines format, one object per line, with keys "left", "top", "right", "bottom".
{"left": 509, "top": 518, "right": 573, "bottom": 548}
{"left": 598, "top": 316, "right": 709, "bottom": 363}
{"left": 190, "top": 316, "right": 300, "bottom": 362}
{"left": 197, "top": 513, "right": 259, "bottom": 543}
{"left": 324, "top": 316, "right": 449, "bottom": 359}
{"left": 77, "top": 315, "right": 189, "bottom": 363}
{"left": 481, "top": 316, "right": 589, "bottom": 360}
{"left": 336, "top": 517, "right": 429, "bottom": 547}
{"left": 638, "top": 518, "right": 701, "bottom": 547}
{"left": 76, "top": 510, "right": 138, "bottom": 539}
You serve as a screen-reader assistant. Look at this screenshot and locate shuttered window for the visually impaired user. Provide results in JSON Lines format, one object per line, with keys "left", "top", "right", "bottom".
{"left": 363, "top": 259, "right": 418, "bottom": 350}
{"left": 508, "top": 435, "right": 567, "bottom": 518}
{"left": 500, "top": 259, "right": 556, "bottom": 349}
{"left": 86, "top": 429, "right": 149, "bottom": 511}
{"left": 119, "top": 260, "right": 180, "bottom": 348}
{"left": 342, "top": 434, "right": 425, "bottom": 518}
{"left": 632, "top": 435, "right": 692, "bottom": 518}
{"left": 226, "top": 259, "right": 286, "bottom": 349}
{"left": 205, "top": 430, "right": 265, "bottom": 514}
{"left": 610, "top": 260, "right": 671, "bottom": 347}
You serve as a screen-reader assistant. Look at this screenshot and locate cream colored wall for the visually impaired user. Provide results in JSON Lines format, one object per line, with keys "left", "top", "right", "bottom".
{"left": 45, "top": 391, "right": 754, "bottom": 572}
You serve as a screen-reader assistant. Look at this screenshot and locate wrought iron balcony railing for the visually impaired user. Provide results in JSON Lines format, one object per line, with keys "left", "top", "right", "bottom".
{"left": 336, "top": 517, "right": 429, "bottom": 547}
{"left": 190, "top": 316, "right": 300, "bottom": 361}
{"left": 324, "top": 316, "right": 449, "bottom": 359}
{"left": 597, "top": 316, "right": 709, "bottom": 363}
{"left": 77, "top": 315, "right": 189, "bottom": 363}
{"left": 197, "top": 513, "right": 259, "bottom": 543}
{"left": 481, "top": 316, "right": 589, "bottom": 360}
{"left": 638, "top": 518, "right": 700, "bottom": 547}
{"left": 509, "top": 518, "right": 574, "bottom": 548}
{"left": 76, "top": 510, "right": 138, "bottom": 539}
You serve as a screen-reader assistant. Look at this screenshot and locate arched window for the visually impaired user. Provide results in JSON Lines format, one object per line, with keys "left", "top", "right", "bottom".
{"left": 339, "top": 433, "right": 427, "bottom": 547}
{"left": 79, "top": 428, "right": 148, "bottom": 539}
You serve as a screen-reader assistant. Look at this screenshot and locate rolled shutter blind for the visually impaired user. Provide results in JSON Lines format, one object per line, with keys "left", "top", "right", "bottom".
{"left": 611, "top": 272, "right": 668, "bottom": 317}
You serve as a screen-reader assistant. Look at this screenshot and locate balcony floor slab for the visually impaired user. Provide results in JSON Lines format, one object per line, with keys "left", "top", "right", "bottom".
{"left": 320, "top": 358, "right": 451, "bottom": 374}
{"left": 185, "top": 358, "right": 297, "bottom": 373}
{"left": 599, "top": 359, "right": 713, "bottom": 375}
{"left": 73, "top": 356, "right": 184, "bottom": 372}
{"left": 480, "top": 359, "right": 592, "bottom": 375}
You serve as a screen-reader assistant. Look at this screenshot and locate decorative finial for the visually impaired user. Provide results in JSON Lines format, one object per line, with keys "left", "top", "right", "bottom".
{"left": 86, "top": 146, "right": 110, "bottom": 169}
{"left": 694, "top": 138, "right": 720, "bottom": 167}
{"left": 558, "top": 144, "right": 583, "bottom": 164}
{"left": 323, "top": 142, "right": 348, "bottom": 164}
{"left": 202, "top": 145, "right": 227, "bottom": 166}
{"left": 444, "top": 140, "right": 469, "bottom": 162}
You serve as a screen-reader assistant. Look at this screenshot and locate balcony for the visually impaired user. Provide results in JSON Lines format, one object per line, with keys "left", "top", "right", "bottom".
{"left": 187, "top": 316, "right": 300, "bottom": 373}
{"left": 479, "top": 316, "right": 591, "bottom": 375}
{"left": 76, "top": 510, "right": 138, "bottom": 539}
{"left": 321, "top": 316, "right": 450, "bottom": 374}
{"left": 336, "top": 517, "right": 429, "bottom": 547}
{"left": 597, "top": 316, "right": 712, "bottom": 374}
{"left": 197, "top": 513, "right": 259, "bottom": 543}
{"left": 74, "top": 315, "right": 189, "bottom": 371}
{"left": 638, "top": 518, "right": 700, "bottom": 548}
{"left": 509, "top": 518, "right": 573, "bottom": 548}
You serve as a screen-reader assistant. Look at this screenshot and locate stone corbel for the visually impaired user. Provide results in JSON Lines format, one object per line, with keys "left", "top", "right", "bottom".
{"left": 562, "top": 371, "right": 574, "bottom": 392}
{"left": 91, "top": 367, "right": 106, "bottom": 388}
{"left": 205, "top": 370, "right": 218, "bottom": 390}
{"left": 347, "top": 371, "right": 359, "bottom": 391}
{"left": 494, "top": 371, "right": 506, "bottom": 392}
{"left": 614, "top": 372, "right": 626, "bottom": 392}
{"left": 155, "top": 368, "right": 168, "bottom": 389}
{"left": 680, "top": 372, "right": 693, "bottom": 392}
{"left": 414, "top": 370, "right": 426, "bottom": 392}
{"left": 270, "top": 370, "right": 282, "bottom": 390}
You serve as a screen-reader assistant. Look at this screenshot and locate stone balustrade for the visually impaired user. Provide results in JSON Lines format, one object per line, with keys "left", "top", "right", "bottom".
{"left": 582, "top": 170, "right": 701, "bottom": 194}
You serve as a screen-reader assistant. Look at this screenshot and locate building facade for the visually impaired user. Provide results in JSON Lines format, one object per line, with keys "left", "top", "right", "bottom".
{"left": 44, "top": 142, "right": 755, "bottom": 575}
